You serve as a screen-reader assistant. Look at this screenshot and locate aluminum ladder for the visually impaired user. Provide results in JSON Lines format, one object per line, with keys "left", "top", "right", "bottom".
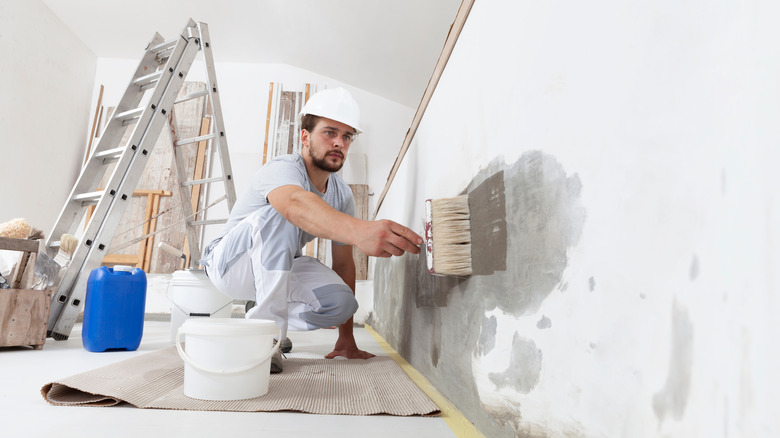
{"left": 45, "top": 19, "right": 236, "bottom": 340}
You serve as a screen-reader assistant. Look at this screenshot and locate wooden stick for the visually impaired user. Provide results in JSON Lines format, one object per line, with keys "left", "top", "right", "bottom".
{"left": 182, "top": 117, "right": 211, "bottom": 268}
{"left": 371, "top": 0, "right": 475, "bottom": 219}
{"left": 263, "top": 82, "right": 274, "bottom": 165}
{"left": 137, "top": 193, "right": 154, "bottom": 270}
{"left": 143, "top": 193, "right": 162, "bottom": 271}
{"left": 84, "top": 85, "right": 104, "bottom": 167}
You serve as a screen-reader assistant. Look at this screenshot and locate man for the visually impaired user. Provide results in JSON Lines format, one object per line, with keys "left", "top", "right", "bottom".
{"left": 201, "top": 87, "right": 422, "bottom": 372}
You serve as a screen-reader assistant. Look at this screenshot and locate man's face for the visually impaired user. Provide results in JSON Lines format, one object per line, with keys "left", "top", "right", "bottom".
{"left": 303, "top": 118, "right": 356, "bottom": 173}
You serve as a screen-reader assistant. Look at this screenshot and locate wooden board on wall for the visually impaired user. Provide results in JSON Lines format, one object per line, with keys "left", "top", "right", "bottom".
{"left": 350, "top": 184, "right": 369, "bottom": 280}
{"left": 99, "top": 82, "right": 209, "bottom": 273}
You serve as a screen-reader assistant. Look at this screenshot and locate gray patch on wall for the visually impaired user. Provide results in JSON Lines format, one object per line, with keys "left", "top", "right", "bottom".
{"left": 689, "top": 255, "right": 699, "bottom": 281}
{"left": 490, "top": 333, "right": 543, "bottom": 394}
{"left": 478, "top": 315, "right": 498, "bottom": 355}
{"left": 653, "top": 299, "right": 694, "bottom": 424}
{"left": 537, "top": 315, "right": 552, "bottom": 329}
{"left": 371, "top": 151, "right": 586, "bottom": 438}
{"left": 469, "top": 171, "right": 508, "bottom": 275}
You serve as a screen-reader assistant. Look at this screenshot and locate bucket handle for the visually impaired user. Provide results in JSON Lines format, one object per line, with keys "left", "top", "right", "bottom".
{"left": 176, "top": 327, "right": 280, "bottom": 375}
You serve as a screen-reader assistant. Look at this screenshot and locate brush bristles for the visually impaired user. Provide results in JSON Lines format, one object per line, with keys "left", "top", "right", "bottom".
{"left": 430, "top": 195, "right": 472, "bottom": 276}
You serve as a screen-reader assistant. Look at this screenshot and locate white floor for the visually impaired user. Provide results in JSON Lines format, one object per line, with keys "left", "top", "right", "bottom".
{"left": 2, "top": 320, "right": 456, "bottom": 438}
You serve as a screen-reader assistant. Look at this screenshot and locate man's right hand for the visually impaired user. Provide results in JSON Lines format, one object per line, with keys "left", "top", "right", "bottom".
{"left": 354, "top": 220, "right": 423, "bottom": 258}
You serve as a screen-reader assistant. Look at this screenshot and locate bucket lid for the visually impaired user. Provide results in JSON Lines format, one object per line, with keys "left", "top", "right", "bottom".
{"left": 171, "top": 269, "right": 208, "bottom": 281}
{"left": 180, "top": 318, "right": 278, "bottom": 336}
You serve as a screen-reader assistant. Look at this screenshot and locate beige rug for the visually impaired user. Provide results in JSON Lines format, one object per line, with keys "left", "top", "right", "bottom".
{"left": 41, "top": 346, "right": 440, "bottom": 416}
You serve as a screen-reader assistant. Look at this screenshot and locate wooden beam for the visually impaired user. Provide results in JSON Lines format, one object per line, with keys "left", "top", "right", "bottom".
{"left": 371, "top": 0, "right": 475, "bottom": 220}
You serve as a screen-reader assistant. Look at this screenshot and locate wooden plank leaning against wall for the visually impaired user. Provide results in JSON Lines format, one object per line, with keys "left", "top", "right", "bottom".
{"left": 86, "top": 82, "right": 210, "bottom": 273}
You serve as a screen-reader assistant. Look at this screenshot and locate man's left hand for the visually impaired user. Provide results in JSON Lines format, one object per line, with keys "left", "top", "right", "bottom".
{"left": 325, "top": 336, "right": 376, "bottom": 359}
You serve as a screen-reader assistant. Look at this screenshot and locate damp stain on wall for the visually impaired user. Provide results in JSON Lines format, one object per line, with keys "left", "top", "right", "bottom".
{"left": 653, "top": 299, "right": 694, "bottom": 424}
{"left": 371, "top": 151, "right": 586, "bottom": 437}
{"left": 489, "top": 333, "right": 543, "bottom": 393}
{"left": 478, "top": 315, "right": 498, "bottom": 356}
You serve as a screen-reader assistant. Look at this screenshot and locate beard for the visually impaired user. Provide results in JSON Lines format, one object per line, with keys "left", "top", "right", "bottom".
{"left": 308, "top": 146, "right": 345, "bottom": 172}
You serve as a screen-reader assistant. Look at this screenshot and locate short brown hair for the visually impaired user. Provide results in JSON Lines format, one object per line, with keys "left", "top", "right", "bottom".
{"left": 301, "top": 114, "right": 321, "bottom": 133}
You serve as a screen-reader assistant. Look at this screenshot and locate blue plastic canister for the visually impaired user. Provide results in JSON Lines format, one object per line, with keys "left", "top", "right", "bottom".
{"left": 82, "top": 265, "right": 147, "bottom": 352}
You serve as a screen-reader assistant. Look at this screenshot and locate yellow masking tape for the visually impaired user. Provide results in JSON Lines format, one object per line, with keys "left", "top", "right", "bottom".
{"left": 365, "top": 324, "right": 485, "bottom": 438}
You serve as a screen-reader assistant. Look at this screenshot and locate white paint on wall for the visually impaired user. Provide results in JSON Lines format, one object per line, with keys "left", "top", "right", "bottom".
{"left": 0, "top": 0, "right": 96, "bottom": 233}
{"left": 375, "top": 0, "right": 780, "bottom": 436}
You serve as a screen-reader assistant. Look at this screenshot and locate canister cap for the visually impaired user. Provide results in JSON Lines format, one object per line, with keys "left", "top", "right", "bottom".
{"left": 113, "top": 265, "right": 134, "bottom": 272}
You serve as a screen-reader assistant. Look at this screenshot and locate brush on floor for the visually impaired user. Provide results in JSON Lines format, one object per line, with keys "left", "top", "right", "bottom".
{"left": 424, "top": 195, "right": 472, "bottom": 276}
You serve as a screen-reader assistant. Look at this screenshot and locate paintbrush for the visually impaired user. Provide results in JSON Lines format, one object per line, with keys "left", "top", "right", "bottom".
{"left": 54, "top": 233, "right": 78, "bottom": 267}
{"left": 424, "top": 195, "right": 472, "bottom": 276}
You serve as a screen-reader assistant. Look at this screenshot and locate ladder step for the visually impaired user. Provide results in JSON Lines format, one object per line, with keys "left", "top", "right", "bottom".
{"left": 174, "top": 89, "right": 209, "bottom": 104}
{"left": 133, "top": 71, "right": 164, "bottom": 91}
{"left": 115, "top": 107, "right": 144, "bottom": 126}
{"left": 94, "top": 147, "right": 125, "bottom": 163}
{"left": 181, "top": 176, "right": 227, "bottom": 187}
{"left": 149, "top": 39, "right": 177, "bottom": 54}
{"left": 175, "top": 132, "right": 217, "bottom": 146}
{"left": 188, "top": 219, "right": 228, "bottom": 226}
{"left": 72, "top": 191, "right": 104, "bottom": 206}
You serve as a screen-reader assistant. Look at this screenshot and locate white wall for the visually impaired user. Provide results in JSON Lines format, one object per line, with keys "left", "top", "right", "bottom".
{"left": 0, "top": 0, "right": 95, "bottom": 234}
{"left": 373, "top": 0, "right": 780, "bottom": 436}
{"left": 90, "top": 57, "right": 414, "bottom": 250}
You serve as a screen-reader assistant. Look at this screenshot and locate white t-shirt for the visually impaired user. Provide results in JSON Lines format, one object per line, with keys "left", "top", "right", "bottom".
{"left": 204, "top": 153, "right": 355, "bottom": 257}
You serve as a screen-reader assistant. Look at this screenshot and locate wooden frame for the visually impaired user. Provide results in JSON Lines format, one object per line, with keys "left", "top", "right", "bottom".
{"left": 101, "top": 190, "right": 172, "bottom": 271}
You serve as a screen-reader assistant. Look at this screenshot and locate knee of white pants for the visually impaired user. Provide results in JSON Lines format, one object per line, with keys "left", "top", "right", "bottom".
{"left": 296, "top": 284, "right": 358, "bottom": 330}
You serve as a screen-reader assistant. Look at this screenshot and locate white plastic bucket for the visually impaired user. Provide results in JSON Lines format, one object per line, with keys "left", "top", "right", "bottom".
{"left": 176, "top": 318, "right": 279, "bottom": 400}
{"left": 168, "top": 269, "right": 233, "bottom": 343}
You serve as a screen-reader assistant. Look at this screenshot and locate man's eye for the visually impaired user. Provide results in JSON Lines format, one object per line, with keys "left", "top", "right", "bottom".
{"left": 343, "top": 135, "right": 353, "bottom": 142}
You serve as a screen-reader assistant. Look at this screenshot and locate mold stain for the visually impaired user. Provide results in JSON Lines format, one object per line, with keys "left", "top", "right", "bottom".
{"left": 589, "top": 277, "right": 596, "bottom": 292}
{"left": 371, "top": 151, "right": 586, "bottom": 437}
{"left": 537, "top": 315, "right": 552, "bottom": 329}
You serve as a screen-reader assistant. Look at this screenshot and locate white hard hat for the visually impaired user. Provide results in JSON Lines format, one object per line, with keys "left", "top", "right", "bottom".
{"left": 299, "top": 87, "right": 362, "bottom": 134}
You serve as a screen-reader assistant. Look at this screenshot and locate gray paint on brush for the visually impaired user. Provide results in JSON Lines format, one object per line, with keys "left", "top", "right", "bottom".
{"left": 371, "top": 151, "right": 586, "bottom": 438}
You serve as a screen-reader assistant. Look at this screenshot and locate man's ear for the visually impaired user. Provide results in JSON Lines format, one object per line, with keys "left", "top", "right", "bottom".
{"left": 300, "top": 129, "right": 310, "bottom": 147}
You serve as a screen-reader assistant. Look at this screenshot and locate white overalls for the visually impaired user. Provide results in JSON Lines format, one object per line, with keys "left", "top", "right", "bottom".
{"left": 200, "top": 154, "right": 358, "bottom": 341}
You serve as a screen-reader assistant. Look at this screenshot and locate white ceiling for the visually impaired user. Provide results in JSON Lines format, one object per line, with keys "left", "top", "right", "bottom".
{"left": 42, "top": 0, "right": 462, "bottom": 108}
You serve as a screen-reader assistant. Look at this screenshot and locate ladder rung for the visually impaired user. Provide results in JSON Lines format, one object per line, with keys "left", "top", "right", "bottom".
{"left": 133, "top": 71, "right": 163, "bottom": 90}
{"left": 175, "top": 132, "right": 217, "bottom": 146}
{"left": 188, "top": 219, "right": 228, "bottom": 226}
{"left": 149, "top": 39, "right": 177, "bottom": 53}
{"left": 157, "top": 48, "right": 174, "bottom": 61}
{"left": 115, "top": 107, "right": 144, "bottom": 125}
{"left": 181, "top": 176, "right": 226, "bottom": 187}
{"left": 94, "top": 147, "right": 125, "bottom": 163}
{"left": 73, "top": 191, "right": 103, "bottom": 206}
{"left": 175, "top": 89, "right": 209, "bottom": 104}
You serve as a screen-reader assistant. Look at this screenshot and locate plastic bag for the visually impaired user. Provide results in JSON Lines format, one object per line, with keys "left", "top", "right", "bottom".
{"left": 32, "top": 251, "right": 61, "bottom": 290}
